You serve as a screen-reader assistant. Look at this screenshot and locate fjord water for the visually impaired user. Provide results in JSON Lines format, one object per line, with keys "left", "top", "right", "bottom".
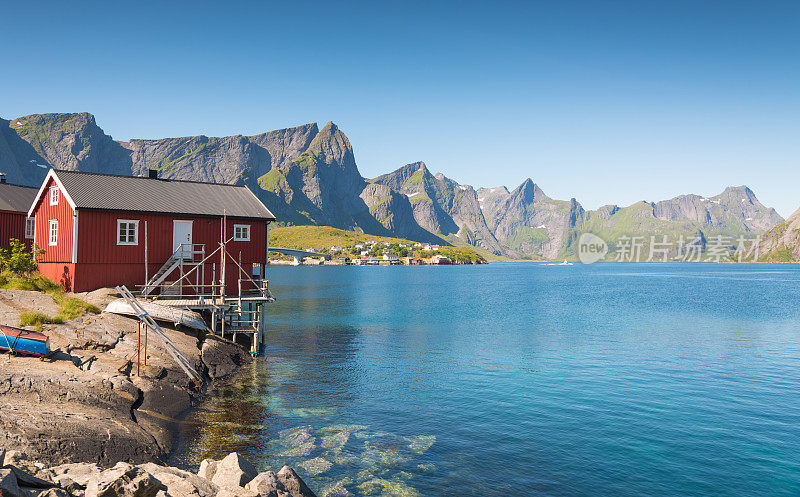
{"left": 177, "top": 263, "right": 800, "bottom": 496}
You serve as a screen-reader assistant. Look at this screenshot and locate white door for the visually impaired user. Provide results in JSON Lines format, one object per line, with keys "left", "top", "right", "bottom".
{"left": 172, "top": 220, "right": 193, "bottom": 258}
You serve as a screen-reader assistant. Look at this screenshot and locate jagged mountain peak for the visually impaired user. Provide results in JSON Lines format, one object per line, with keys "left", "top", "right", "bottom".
{"left": 413, "top": 161, "right": 427, "bottom": 169}
{"left": 370, "top": 161, "right": 433, "bottom": 189}
{"left": 717, "top": 185, "right": 757, "bottom": 202}
{"left": 511, "top": 178, "right": 548, "bottom": 203}
{"left": 303, "top": 121, "right": 357, "bottom": 172}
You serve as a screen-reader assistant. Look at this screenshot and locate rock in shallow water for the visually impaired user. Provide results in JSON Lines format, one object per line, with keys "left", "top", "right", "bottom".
{"left": 320, "top": 480, "right": 353, "bottom": 497}
{"left": 355, "top": 478, "right": 420, "bottom": 497}
{"left": 319, "top": 432, "right": 349, "bottom": 451}
{"left": 405, "top": 435, "right": 435, "bottom": 455}
{"left": 296, "top": 458, "right": 332, "bottom": 477}
{"left": 277, "top": 427, "right": 317, "bottom": 458}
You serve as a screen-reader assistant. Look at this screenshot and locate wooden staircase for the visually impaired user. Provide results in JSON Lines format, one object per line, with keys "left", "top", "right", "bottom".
{"left": 142, "top": 244, "right": 206, "bottom": 296}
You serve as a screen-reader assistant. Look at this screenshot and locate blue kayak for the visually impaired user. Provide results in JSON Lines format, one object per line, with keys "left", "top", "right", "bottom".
{"left": 0, "top": 325, "right": 50, "bottom": 356}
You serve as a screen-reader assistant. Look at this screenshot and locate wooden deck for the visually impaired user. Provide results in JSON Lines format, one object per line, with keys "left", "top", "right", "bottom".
{"left": 144, "top": 295, "right": 274, "bottom": 310}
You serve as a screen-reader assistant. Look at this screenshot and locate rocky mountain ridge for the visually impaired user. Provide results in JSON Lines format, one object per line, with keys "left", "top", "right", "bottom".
{"left": 0, "top": 112, "right": 785, "bottom": 260}
{"left": 757, "top": 207, "right": 800, "bottom": 262}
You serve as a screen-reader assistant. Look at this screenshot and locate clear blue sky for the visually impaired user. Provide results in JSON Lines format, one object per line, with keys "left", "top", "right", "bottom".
{"left": 3, "top": 1, "right": 798, "bottom": 217}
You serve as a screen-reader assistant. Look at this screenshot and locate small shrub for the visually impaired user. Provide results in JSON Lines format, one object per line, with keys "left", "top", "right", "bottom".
{"left": 0, "top": 240, "right": 43, "bottom": 277}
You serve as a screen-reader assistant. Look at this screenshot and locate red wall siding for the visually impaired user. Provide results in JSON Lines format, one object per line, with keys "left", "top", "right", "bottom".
{"left": 0, "top": 210, "right": 30, "bottom": 248}
{"left": 71, "top": 210, "right": 267, "bottom": 292}
{"left": 32, "top": 177, "right": 74, "bottom": 263}
{"left": 38, "top": 262, "right": 77, "bottom": 291}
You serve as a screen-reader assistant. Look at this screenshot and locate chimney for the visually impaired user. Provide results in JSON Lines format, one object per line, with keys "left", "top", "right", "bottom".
{"left": 0, "top": 173, "right": 6, "bottom": 184}
{"left": 148, "top": 169, "right": 158, "bottom": 179}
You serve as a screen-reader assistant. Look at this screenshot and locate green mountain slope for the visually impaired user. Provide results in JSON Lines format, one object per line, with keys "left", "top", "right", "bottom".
{"left": 757, "top": 208, "right": 800, "bottom": 262}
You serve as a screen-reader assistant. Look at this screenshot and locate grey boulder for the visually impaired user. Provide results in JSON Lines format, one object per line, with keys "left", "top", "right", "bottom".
{"left": 36, "top": 489, "right": 70, "bottom": 497}
{"left": 244, "top": 467, "right": 316, "bottom": 497}
{"left": 138, "top": 463, "right": 218, "bottom": 497}
{"left": 210, "top": 453, "right": 258, "bottom": 490}
{"left": 84, "top": 463, "right": 161, "bottom": 497}
{"left": 0, "top": 468, "right": 22, "bottom": 497}
{"left": 50, "top": 463, "right": 101, "bottom": 488}
{"left": 6, "top": 465, "right": 55, "bottom": 488}
{"left": 196, "top": 459, "right": 218, "bottom": 482}
{"left": 201, "top": 336, "right": 248, "bottom": 380}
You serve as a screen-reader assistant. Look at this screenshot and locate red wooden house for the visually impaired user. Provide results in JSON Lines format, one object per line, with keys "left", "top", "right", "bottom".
{"left": 0, "top": 175, "right": 38, "bottom": 248}
{"left": 29, "top": 169, "right": 275, "bottom": 293}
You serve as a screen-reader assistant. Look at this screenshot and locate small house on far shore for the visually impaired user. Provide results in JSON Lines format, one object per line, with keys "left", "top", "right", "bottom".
{"left": 0, "top": 173, "right": 38, "bottom": 248}
{"left": 428, "top": 254, "right": 453, "bottom": 265}
{"left": 28, "top": 169, "right": 276, "bottom": 293}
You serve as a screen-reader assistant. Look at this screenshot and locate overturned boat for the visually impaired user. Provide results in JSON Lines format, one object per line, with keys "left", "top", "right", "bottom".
{"left": 0, "top": 325, "right": 51, "bottom": 356}
{"left": 104, "top": 299, "right": 207, "bottom": 330}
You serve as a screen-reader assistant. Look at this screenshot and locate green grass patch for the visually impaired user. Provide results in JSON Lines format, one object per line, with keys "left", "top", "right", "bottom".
{"left": 58, "top": 295, "right": 101, "bottom": 320}
{"left": 1, "top": 270, "right": 100, "bottom": 328}
{"left": 19, "top": 312, "right": 63, "bottom": 330}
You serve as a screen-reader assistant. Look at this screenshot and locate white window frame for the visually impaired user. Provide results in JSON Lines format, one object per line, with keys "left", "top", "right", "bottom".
{"left": 233, "top": 224, "right": 251, "bottom": 241}
{"left": 116, "top": 219, "right": 139, "bottom": 246}
{"left": 48, "top": 220, "right": 58, "bottom": 246}
{"left": 25, "top": 217, "right": 35, "bottom": 239}
{"left": 49, "top": 186, "right": 59, "bottom": 206}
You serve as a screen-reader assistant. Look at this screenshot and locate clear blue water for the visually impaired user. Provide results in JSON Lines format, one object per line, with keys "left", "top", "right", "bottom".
{"left": 176, "top": 263, "right": 800, "bottom": 496}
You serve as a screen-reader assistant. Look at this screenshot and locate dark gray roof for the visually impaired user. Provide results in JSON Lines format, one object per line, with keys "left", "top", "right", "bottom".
{"left": 0, "top": 183, "right": 37, "bottom": 213}
{"left": 54, "top": 170, "right": 275, "bottom": 220}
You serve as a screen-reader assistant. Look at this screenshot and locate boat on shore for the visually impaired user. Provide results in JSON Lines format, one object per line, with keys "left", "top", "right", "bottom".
{"left": 0, "top": 325, "right": 51, "bottom": 356}
{"left": 104, "top": 299, "right": 207, "bottom": 330}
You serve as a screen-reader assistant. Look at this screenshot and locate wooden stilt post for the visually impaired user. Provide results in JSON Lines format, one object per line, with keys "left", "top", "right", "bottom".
{"left": 144, "top": 221, "right": 149, "bottom": 288}
{"left": 136, "top": 322, "right": 141, "bottom": 376}
{"left": 143, "top": 321, "right": 148, "bottom": 366}
{"left": 220, "top": 213, "right": 227, "bottom": 340}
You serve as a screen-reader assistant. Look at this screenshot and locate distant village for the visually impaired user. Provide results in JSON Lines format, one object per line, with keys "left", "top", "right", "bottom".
{"left": 270, "top": 240, "right": 486, "bottom": 266}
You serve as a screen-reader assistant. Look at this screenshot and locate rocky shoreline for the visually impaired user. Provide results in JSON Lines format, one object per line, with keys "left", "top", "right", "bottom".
{"left": 0, "top": 287, "right": 256, "bottom": 470}
{"left": 0, "top": 449, "right": 316, "bottom": 497}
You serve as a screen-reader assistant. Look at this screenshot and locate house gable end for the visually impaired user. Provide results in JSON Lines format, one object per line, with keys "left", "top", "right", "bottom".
{"left": 28, "top": 169, "right": 78, "bottom": 217}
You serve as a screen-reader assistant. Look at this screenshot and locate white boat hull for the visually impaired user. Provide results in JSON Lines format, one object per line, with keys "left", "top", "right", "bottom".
{"left": 104, "top": 299, "right": 207, "bottom": 330}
